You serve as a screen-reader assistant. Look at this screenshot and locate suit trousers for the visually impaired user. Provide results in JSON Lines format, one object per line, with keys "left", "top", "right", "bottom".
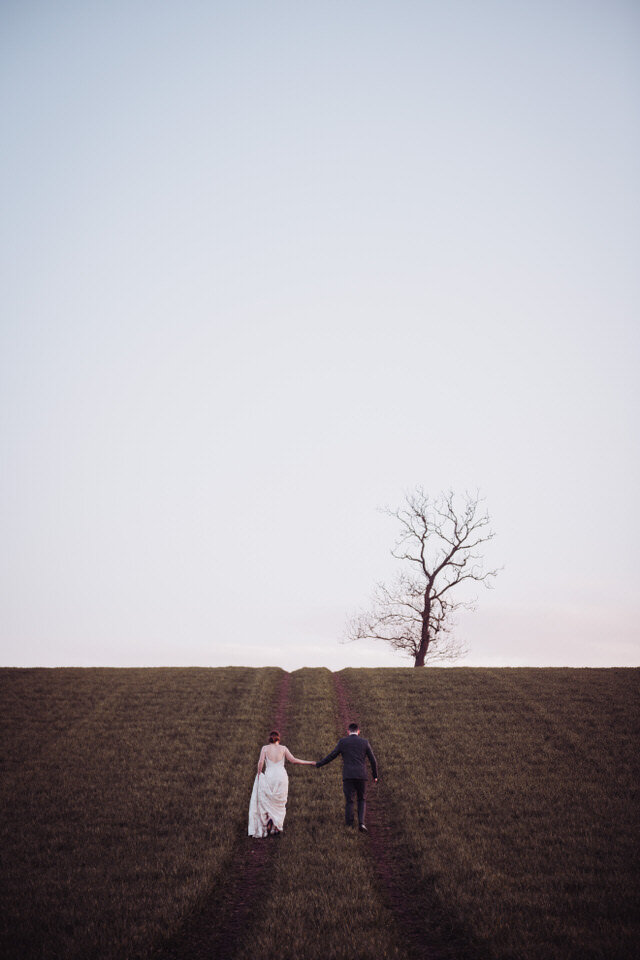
{"left": 343, "top": 778, "right": 367, "bottom": 826}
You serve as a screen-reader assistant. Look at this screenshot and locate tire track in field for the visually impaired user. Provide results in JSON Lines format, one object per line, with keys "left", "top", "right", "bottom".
{"left": 333, "top": 672, "right": 482, "bottom": 960}
{"left": 154, "top": 671, "right": 291, "bottom": 960}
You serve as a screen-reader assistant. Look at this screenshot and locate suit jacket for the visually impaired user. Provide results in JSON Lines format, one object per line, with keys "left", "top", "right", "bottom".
{"left": 316, "top": 734, "right": 378, "bottom": 781}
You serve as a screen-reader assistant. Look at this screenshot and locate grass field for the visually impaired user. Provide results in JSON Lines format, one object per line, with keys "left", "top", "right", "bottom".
{"left": 0, "top": 667, "right": 283, "bottom": 960}
{"left": 1, "top": 666, "right": 638, "bottom": 960}
{"left": 343, "top": 667, "right": 640, "bottom": 960}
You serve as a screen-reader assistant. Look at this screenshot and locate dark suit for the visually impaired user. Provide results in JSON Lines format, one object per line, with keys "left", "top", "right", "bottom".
{"left": 316, "top": 734, "right": 378, "bottom": 826}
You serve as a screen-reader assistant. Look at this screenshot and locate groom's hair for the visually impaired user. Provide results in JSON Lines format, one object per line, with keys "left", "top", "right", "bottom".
{"left": 348, "top": 722, "right": 359, "bottom": 732}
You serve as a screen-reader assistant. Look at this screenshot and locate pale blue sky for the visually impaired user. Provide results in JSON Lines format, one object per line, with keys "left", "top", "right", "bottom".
{"left": 1, "top": 0, "right": 639, "bottom": 668}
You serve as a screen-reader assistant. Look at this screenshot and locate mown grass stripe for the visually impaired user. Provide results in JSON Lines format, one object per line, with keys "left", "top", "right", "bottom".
{"left": 335, "top": 670, "right": 484, "bottom": 960}
{"left": 485, "top": 667, "right": 638, "bottom": 786}
{"left": 154, "top": 670, "right": 292, "bottom": 960}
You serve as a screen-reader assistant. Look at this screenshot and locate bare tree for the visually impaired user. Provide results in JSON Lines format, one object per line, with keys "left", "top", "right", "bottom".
{"left": 345, "top": 488, "right": 499, "bottom": 666}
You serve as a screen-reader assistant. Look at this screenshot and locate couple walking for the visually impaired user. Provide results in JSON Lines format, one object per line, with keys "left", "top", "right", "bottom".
{"left": 248, "top": 722, "right": 378, "bottom": 838}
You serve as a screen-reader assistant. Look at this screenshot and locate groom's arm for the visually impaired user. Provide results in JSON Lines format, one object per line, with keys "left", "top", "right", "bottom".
{"left": 366, "top": 742, "right": 378, "bottom": 780}
{"left": 315, "top": 743, "right": 341, "bottom": 768}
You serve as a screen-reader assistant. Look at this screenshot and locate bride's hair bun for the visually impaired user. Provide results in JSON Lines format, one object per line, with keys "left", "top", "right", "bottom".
{"left": 269, "top": 730, "right": 280, "bottom": 743}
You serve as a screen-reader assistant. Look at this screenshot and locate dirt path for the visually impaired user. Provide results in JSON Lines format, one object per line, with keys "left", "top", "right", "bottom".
{"left": 333, "top": 672, "right": 480, "bottom": 960}
{"left": 155, "top": 672, "right": 291, "bottom": 960}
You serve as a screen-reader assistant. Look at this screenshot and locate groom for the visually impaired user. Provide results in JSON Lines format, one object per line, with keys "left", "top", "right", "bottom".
{"left": 316, "top": 722, "right": 378, "bottom": 832}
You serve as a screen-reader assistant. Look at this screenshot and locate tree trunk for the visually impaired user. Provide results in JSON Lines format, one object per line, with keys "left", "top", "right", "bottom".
{"left": 414, "top": 647, "right": 427, "bottom": 667}
{"left": 414, "top": 601, "right": 431, "bottom": 667}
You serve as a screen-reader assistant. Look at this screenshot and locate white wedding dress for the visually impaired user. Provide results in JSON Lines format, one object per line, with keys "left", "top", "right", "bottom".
{"left": 248, "top": 754, "right": 289, "bottom": 838}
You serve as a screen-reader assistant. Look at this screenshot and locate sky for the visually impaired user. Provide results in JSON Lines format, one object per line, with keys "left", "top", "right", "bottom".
{"left": 1, "top": 0, "right": 639, "bottom": 670}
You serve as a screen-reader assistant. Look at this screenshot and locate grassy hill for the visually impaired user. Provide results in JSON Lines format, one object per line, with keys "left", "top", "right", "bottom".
{"left": 1, "top": 666, "right": 638, "bottom": 960}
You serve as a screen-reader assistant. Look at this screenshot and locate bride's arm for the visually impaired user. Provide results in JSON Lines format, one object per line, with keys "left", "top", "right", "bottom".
{"left": 256, "top": 746, "right": 266, "bottom": 776}
{"left": 283, "top": 746, "right": 314, "bottom": 765}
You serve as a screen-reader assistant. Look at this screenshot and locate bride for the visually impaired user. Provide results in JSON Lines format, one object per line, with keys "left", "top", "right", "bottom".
{"left": 248, "top": 729, "right": 315, "bottom": 838}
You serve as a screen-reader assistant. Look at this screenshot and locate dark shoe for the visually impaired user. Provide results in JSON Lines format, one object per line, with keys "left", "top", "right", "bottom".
{"left": 359, "top": 824, "right": 368, "bottom": 833}
{"left": 345, "top": 822, "right": 354, "bottom": 828}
